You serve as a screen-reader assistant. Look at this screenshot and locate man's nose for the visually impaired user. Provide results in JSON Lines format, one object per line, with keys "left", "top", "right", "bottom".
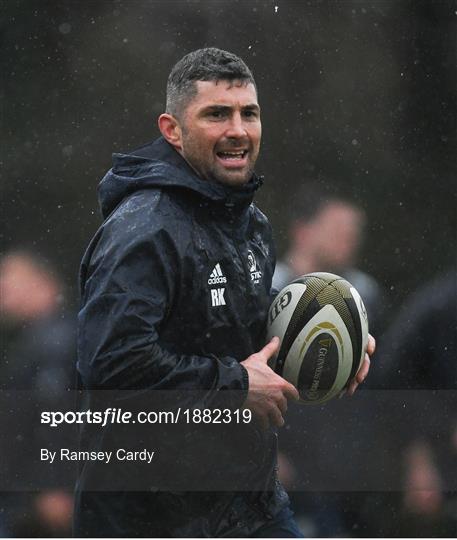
{"left": 225, "top": 113, "right": 247, "bottom": 138}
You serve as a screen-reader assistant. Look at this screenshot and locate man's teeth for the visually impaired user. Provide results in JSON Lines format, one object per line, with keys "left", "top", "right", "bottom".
{"left": 218, "top": 151, "right": 246, "bottom": 159}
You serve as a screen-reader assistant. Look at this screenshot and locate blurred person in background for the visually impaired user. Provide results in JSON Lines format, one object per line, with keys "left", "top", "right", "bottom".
{"left": 0, "top": 249, "right": 76, "bottom": 537}
{"left": 273, "top": 183, "right": 385, "bottom": 336}
{"left": 273, "top": 184, "right": 385, "bottom": 536}
{"left": 361, "top": 270, "right": 457, "bottom": 537}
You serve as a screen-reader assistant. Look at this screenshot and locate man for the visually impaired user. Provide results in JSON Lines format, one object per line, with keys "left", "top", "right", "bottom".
{"left": 75, "top": 48, "right": 374, "bottom": 537}
{"left": 367, "top": 271, "right": 456, "bottom": 536}
{"left": 273, "top": 187, "right": 383, "bottom": 535}
{"left": 0, "top": 250, "right": 75, "bottom": 536}
{"left": 273, "top": 185, "right": 385, "bottom": 335}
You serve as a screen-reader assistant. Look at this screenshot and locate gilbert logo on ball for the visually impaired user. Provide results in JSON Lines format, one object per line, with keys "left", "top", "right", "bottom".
{"left": 267, "top": 272, "right": 369, "bottom": 404}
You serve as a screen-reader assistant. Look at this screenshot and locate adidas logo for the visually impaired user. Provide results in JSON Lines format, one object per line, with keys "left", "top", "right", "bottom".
{"left": 208, "top": 263, "right": 227, "bottom": 285}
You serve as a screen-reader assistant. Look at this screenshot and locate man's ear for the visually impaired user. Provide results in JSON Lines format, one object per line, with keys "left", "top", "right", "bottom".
{"left": 158, "top": 113, "right": 183, "bottom": 151}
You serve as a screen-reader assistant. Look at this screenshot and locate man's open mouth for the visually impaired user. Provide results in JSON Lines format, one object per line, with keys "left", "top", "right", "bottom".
{"left": 216, "top": 150, "right": 248, "bottom": 160}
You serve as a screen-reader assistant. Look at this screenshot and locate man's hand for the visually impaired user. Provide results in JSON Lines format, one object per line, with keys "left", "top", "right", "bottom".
{"left": 346, "top": 333, "right": 376, "bottom": 396}
{"left": 241, "top": 336, "right": 299, "bottom": 429}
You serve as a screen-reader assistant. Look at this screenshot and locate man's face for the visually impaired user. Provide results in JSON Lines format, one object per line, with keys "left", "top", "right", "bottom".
{"left": 177, "top": 80, "right": 261, "bottom": 186}
{"left": 312, "top": 203, "right": 363, "bottom": 268}
{"left": 0, "top": 256, "right": 53, "bottom": 320}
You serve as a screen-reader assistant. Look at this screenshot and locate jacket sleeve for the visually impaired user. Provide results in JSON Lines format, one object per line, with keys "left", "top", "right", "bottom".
{"left": 77, "top": 195, "right": 248, "bottom": 409}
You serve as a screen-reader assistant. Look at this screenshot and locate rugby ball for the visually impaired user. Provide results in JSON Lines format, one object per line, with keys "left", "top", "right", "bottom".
{"left": 267, "top": 272, "right": 369, "bottom": 404}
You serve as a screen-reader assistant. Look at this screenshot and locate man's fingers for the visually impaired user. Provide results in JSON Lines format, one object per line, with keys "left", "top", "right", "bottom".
{"left": 282, "top": 381, "right": 300, "bottom": 402}
{"left": 347, "top": 337, "right": 374, "bottom": 396}
{"left": 356, "top": 354, "right": 371, "bottom": 384}
{"left": 277, "top": 394, "right": 288, "bottom": 415}
{"left": 343, "top": 337, "right": 375, "bottom": 398}
{"left": 347, "top": 378, "right": 357, "bottom": 397}
{"left": 256, "top": 336, "right": 280, "bottom": 363}
{"left": 367, "top": 333, "right": 376, "bottom": 356}
{"left": 268, "top": 405, "right": 285, "bottom": 428}
{"left": 347, "top": 355, "right": 371, "bottom": 396}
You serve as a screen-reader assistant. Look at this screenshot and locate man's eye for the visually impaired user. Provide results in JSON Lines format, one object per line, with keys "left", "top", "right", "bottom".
{"left": 209, "top": 110, "right": 225, "bottom": 119}
{"left": 243, "top": 110, "right": 258, "bottom": 119}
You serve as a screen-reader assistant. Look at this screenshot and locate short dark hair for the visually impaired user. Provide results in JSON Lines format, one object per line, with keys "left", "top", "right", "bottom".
{"left": 166, "top": 47, "right": 256, "bottom": 118}
{"left": 290, "top": 182, "right": 362, "bottom": 224}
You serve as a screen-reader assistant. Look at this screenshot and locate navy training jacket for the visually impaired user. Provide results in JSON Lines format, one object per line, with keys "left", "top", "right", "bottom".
{"left": 74, "top": 137, "right": 289, "bottom": 537}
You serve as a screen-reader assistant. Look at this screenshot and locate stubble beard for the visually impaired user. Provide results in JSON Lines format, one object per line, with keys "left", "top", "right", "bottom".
{"left": 182, "top": 145, "right": 256, "bottom": 188}
{"left": 211, "top": 162, "right": 256, "bottom": 187}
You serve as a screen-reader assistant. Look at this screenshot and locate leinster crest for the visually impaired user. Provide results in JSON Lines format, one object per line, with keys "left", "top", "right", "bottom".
{"left": 247, "top": 250, "right": 262, "bottom": 284}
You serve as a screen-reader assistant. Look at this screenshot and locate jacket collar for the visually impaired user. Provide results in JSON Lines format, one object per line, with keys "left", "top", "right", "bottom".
{"left": 103, "top": 137, "right": 263, "bottom": 213}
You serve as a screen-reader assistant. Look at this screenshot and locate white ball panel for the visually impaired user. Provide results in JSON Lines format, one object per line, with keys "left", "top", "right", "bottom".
{"left": 283, "top": 304, "right": 354, "bottom": 404}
